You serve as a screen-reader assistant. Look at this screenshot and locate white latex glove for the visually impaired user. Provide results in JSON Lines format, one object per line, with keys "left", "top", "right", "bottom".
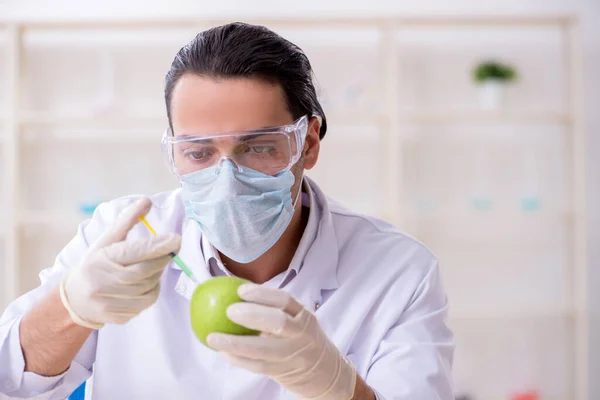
{"left": 207, "top": 284, "right": 357, "bottom": 400}
{"left": 59, "top": 198, "right": 181, "bottom": 330}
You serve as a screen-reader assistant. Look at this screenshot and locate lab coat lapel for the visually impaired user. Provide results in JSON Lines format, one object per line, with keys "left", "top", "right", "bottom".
{"left": 285, "top": 177, "right": 340, "bottom": 322}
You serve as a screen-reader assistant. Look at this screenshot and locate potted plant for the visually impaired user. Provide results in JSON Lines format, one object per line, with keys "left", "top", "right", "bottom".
{"left": 472, "top": 60, "right": 517, "bottom": 110}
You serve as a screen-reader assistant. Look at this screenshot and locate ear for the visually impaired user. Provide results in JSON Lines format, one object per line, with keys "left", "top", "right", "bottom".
{"left": 302, "top": 117, "right": 321, "bottom": 170}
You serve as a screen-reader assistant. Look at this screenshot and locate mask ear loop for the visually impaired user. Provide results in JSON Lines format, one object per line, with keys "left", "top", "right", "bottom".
{"left": 290, "top": 114, "right": 318, "bottom": 208}
{"left": 292, "top": 173, "right": 304, "bottom": 209}
{"left": 291, "top": 131, "right": 309, "bottom": 209}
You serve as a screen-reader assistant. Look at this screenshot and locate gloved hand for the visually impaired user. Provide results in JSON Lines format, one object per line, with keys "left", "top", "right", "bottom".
{"left": 207, "top": 284, "right": 357, "bottom": 400}
{"left": 59, "top": 198, "right": 181, "bottom": 330}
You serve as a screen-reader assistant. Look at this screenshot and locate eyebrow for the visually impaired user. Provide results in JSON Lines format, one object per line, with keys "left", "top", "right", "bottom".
{"left": 175, "top": 121, "right": 292, "bottom": 139}
{"left": 182, "top": 133, "right": 272, "bottom": 144}
{"left": 238, "top": 134, "right": 264, "bottom": 141}
{"left": 181, "top": 137, "right": 213, "bottom": 144}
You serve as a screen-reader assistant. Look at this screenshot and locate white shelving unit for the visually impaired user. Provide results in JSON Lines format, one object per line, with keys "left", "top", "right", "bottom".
{"left": 0, "top": 16, "right": 587, "bottom": 399}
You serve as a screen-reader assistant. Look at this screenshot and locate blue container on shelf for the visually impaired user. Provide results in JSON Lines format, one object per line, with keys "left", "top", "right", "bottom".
{"left": 470, "top": 196, "right": 493, "bottom": 211}
{"left": 79, "top": 202, "right": 102, "bottom": 216}
{"left": 520, "top": 196, "right": 542, "bottom": 212}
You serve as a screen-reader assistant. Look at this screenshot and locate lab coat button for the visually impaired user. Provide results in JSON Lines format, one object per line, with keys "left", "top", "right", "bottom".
{"left": 313, "top": 301, "right": 320, "bottom": 311}
{"left": 176, "top": 283, "right": 187, "bottom": 293}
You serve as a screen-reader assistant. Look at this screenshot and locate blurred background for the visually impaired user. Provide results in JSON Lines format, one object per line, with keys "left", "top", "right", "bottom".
{"left": 0, "top": 1, "right": 598, "bottom": 399}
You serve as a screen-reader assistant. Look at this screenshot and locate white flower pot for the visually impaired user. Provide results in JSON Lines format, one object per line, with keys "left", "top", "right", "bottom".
{"left": 478, "top": 79, "right": 505, "bottom": 110}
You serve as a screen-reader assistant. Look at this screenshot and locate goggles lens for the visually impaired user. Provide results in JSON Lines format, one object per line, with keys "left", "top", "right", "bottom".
{"left": 163, "top": 116, "right": 308, "bottom": 176}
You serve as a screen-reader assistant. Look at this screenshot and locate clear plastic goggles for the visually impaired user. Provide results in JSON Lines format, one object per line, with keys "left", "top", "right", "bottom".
{"left": 162, "top": 115, "right": 309, "bottom": 177}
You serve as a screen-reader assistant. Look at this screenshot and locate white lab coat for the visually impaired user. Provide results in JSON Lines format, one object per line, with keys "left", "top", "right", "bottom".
{"left": 0, "top": 177, "right": 454, "bottom": 400}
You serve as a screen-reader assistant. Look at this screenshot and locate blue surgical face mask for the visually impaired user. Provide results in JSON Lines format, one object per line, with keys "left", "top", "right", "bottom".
{"left": 180, "top": 161, "right": 300, "bottom": 264}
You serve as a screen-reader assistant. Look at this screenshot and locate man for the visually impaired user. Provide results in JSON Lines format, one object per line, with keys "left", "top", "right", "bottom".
{"left": 0, "top": 22, "right": 454, "bottom": 399}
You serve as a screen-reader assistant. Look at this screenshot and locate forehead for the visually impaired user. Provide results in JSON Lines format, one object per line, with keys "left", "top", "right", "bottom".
{"left": 169, "top": 74, "right": 294, "bottom": 136}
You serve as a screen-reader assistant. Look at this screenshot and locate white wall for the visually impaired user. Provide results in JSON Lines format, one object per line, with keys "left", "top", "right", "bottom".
{"left": 1, "top": 0, "right": 598, "bottom": 397}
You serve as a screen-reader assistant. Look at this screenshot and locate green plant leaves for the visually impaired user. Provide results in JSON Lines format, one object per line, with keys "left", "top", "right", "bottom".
{"left": 473, "top": 61, "right": 517, "bottom": 83}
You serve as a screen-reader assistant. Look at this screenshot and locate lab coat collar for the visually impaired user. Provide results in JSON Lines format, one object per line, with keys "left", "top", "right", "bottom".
{"left": 291, "top": 175, "right": 340, "bottom": 292}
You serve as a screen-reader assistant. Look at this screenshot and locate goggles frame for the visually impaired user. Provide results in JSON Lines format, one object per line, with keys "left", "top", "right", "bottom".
{"left": 162, "top": 115, "right": 311, "bottom": 177}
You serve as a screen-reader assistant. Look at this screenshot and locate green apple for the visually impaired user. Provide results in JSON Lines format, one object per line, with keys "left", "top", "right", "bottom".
{"left": 190, "top": 276, "right": 260, "bottom": 346}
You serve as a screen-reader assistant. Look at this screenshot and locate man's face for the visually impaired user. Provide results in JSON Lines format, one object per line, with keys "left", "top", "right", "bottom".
{"left": 169, "top": 74, "right": 321, "bottom": 199}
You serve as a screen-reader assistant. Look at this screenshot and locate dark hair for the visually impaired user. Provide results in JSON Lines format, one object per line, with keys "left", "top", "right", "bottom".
{"left": 164, "top": 22, "right": 328, "bottom": 139}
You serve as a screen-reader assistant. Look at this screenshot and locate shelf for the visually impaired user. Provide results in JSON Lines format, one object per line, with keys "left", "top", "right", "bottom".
{"left": 19, "top": 211, "right": 89, "bottom": 235}
{"left": 448, "top": 307, "right": 576, "bottom": 321}
{"left": 325, "top": 112, "right": 389, "bottom": 126}
{"left": 22, "top": 131, "right": 161, "bottom": 144}
{"left": 401, "top": 111, "right": 572, "bottom": 125}
{"left": 20, "top": 112, "right": 167, "bottom": 127}
{"left": 23, "top": 29, "right": 198, "bottom": 47}
{"left": 403, "top": 208, "right": 573, "bottom": 222}
{"left": 21, "top": 26, "right": 384, "bottom": 49}
{"left": 19, "top": 113, "right": 166, "bottom": 143}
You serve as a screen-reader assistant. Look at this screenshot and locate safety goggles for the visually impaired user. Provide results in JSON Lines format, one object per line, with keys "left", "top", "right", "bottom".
{"left": 162, "top": 115, "right": 309, "bottom": 177}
